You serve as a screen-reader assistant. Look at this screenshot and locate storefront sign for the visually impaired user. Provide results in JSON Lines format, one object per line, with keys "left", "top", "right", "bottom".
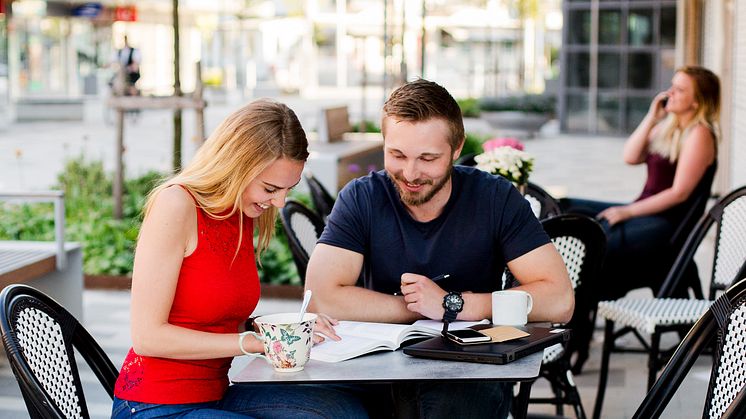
{"left": 73, "top": 3, "right": 103, "bottom": 18}
{"left": 114, "top": 5, "right": 137, "bottom": 22}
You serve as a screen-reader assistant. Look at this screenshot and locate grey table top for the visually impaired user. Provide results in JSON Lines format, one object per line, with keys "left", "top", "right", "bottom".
{"left": 232, "top": 349, "right": 543, "bottom": 385}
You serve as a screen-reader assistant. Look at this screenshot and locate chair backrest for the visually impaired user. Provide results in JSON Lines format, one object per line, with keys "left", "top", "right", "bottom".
{"left": 540, "top": 214, "right": 607, "bottom": 360}
{"left": 280, "top": 200, "right": 326, "bottom": 284}
{"left": 656, "top": 186, "right": 746, "bottom": 299}
{"left": 0, "top": 284, "right": 118, "bottom": 419}
{"left": 669, "top": 161, "right": 717, "bottom": 250}
{"left": 454, "top": 152, "right": 477, "bottom": 167}
{"left": 504, "top": 214, "right": 606, "bottom": 364}
{"left": 525, "top": 182, "right": 562, "bottom": 219}
{"left": 632, "top": 277, "right": 746, "bottom": 419}
{"left": 722, "top": 387, "right": 746, "bottom": 419}
{"left": 304, "top": 173, "right": 335, "bottom": 222}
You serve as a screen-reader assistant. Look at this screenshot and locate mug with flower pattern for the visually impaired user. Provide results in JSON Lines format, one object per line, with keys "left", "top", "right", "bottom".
{"left": 245, "top": 313, "right": 317, "bottom": 372}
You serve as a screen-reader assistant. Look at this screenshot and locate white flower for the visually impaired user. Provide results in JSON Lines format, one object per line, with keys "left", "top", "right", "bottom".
{"left": 475, "top": 146, "right": 534, "bottom": 186}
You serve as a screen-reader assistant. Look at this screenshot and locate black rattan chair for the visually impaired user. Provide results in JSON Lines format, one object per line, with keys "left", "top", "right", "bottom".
{"left": 304, "top": 173, "right": 335, "bottom": 222}
{"left": 525, "top": 214, "right": 606, "bottom": 419}
{"left": 0, "top": 283, "right": 119, "bottom": 418}
{"left": 454, "top": 152, "right": 477, "bottom": 167}
{"left": 593, "top": 185, "right": 746, "bottom": 419}
{"left": 631, "top": 277, "right": 746, "bottom": 419}
{"left": 525, "top": 182, "right": 562, "bottom": 220}
{"left": 280, "top": 199, "right": 326, "bottom": 284}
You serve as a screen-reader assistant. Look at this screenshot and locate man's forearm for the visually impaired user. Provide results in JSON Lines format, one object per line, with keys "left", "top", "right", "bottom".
{"left": 512, "top": 279, "right": 574, "bottom": 323}
{"left": 308, "top": 284, "right": 423, "bottom": 323}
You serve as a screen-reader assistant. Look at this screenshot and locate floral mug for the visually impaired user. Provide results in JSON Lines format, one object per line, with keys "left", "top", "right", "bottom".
{"left": 244, "top": 313, "right": 317, "bottom": 372}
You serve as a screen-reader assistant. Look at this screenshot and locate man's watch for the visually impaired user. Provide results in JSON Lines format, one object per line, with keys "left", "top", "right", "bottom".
{"left": 442, "top": 291, "right": 464, "bottom": 323}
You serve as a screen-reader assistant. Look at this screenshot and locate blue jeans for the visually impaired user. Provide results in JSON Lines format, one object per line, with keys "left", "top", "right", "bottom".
{"left": 112, "top": 384, "right": 369, "bottom": 419}
{"left": 392, "top": 382, "right": 512, "bottom": 419}
{"left": 560, "top": 197, "right": 678, "bottom": 299}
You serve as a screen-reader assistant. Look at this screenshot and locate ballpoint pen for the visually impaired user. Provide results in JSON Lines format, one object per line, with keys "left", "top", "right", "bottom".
{"left": 394, "top": 273, "right": 450, "bottom": 295}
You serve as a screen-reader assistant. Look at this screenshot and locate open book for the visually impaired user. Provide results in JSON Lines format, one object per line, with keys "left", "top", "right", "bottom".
{"left": 311, "top": 319, "right": 489, "bottom": 363}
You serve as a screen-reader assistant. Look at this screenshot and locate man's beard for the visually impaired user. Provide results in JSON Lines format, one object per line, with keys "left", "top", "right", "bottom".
{"left": 391, "top": 166, "right": 452, "bottom": 207}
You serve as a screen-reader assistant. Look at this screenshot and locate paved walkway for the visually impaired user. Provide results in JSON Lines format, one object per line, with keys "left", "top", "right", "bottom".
{"left": 0, "top": 94, "right": 713, "bottom": 418}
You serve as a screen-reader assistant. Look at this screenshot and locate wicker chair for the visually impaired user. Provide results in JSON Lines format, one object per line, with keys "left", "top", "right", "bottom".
{"left": 304, "top": 173, "right": 335, "bottom": 222}
{"left": 525, "top": 182, "right": 562, "bottom": 220}
{"left": 520, "top": 214, "right": 606, "bottom": 419}
{"left": 280, "top": 199, "right": 326, "bottom": 284}
{"left": 593, "top": 186, "right": 746, "bottom": 419}
{"left": 0, "top": 283, "right": 119, "bottom": 418}
{"left": 631, "top": 277, "right": 746, "bottom": 419}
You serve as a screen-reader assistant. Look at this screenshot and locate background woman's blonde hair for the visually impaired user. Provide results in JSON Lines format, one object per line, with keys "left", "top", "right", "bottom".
{"left": 144, "top": 99, "right": 308, "bottom": 258}
{"left": 650, "top": 66, "right": 721, "bottom": 162}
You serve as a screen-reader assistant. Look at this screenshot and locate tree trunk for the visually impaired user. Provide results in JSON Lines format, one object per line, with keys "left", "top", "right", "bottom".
{"left": 172, "top": 0, "right": 182, "bottom": 172}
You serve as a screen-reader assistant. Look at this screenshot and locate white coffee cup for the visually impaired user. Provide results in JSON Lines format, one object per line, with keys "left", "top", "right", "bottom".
{"left": 491, "top": 290, "right": 533, "bottom": 326}
{"left": 243, "top": 313, "right": 317, "bottom": 372}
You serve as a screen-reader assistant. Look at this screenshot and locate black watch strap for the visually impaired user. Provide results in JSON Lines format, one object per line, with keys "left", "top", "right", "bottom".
{"left": 443, "top": 308, "right": 458, "bottom": 324}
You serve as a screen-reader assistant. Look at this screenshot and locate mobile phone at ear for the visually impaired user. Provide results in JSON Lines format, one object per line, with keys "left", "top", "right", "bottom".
{"left": 660, "top": 96, "right": 669, "bottom": 107}
{"left": 445, "top": 329, "right": 492, "bottom": 345}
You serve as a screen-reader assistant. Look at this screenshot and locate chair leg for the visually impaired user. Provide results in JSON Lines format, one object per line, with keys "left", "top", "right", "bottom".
{"left": 565, "top": 369, "right": 588, "bottom": 419}
{"left": 647, "top": 331, "right": 661, "bottom": 390}
{"left": 572, "top": 306, "right": 597, "bottom": 375}
{"left": 592, "top": 319, "right": 614, "bottom": 419}
{"left": 550, "top": 378, "right": 564, "bottom": 416}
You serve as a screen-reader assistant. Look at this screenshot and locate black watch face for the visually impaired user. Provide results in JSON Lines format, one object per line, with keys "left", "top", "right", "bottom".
{"left": 444, "top": 293, "right": 464, "bottom": 312}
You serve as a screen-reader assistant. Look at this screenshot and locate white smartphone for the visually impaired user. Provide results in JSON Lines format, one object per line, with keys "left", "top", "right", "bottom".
{"left": 445, "top": 329, "right": 492, "bottom": 345}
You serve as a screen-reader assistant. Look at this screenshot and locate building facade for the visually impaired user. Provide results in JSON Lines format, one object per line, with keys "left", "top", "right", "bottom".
{"left": 558, "top": 0, "right": 677, "bottom": 134}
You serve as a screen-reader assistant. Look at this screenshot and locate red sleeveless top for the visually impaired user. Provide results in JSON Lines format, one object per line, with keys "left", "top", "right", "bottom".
{"left": 114, "top": 195, "right": 260, "bottom": 404}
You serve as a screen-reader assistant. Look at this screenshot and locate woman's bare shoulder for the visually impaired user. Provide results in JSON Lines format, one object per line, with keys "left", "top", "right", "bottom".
{"left": 148, "top": 185, "right": 196, "bottom": 221}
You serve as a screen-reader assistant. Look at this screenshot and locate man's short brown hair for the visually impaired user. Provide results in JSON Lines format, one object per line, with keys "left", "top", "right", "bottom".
{"left": 382, "top": 79, "right": 465, "bottom": 151}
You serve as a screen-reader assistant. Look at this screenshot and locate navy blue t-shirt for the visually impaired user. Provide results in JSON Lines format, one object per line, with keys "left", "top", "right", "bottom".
{"left": 318, "top": 166, "right": 550, "bottom": 295}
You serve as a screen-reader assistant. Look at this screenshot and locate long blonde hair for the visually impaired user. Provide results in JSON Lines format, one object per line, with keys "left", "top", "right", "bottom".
{"left": 144, "top": 99, "right": 308, "bottom": 257}
{"left": 650, "top": 66, "right": 721, "bottom": 162}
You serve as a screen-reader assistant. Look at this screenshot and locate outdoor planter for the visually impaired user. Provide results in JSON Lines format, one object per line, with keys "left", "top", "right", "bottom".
{"left": 480, "top": 111, "right": 551, "bottom": 134}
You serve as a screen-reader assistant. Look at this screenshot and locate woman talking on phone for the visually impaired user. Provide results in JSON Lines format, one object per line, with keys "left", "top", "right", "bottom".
{"left": 560, "top": 66, "right": 720, "bottom": 301}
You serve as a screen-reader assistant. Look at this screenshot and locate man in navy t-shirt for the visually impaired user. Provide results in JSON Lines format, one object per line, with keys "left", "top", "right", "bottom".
{"left": 306, "top": 79, "right": 573, "bottom": 419}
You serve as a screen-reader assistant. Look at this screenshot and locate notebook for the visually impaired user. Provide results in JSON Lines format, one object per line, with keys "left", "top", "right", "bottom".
{"left": 402, "top": 325, "right": 570, "bottom": 365}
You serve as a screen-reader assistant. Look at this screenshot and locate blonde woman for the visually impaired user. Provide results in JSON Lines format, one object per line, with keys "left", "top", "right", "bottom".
{"left": 111, "top": 100, "right": 368, "bottom": 418}
{"left": 560, "top": 66, "right": 720, "bottom": 301}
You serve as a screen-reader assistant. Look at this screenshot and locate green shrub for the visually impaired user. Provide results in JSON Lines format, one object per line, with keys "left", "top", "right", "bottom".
{"left": 350, "top": 120, "right": 381, "bottom": 133}
{"left": 457, "top": 98, "right": 481, "bottom": 118}
{"left": 479, "top": 94, "right": 556, "bottom": 115}
{"left": 461, "top": 132, "right": 489, "bottom": 156}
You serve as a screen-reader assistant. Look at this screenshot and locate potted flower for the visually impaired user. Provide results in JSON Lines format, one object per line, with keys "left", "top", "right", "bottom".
{"left": 474, "top": 137, "right": 534, "bottom": 193}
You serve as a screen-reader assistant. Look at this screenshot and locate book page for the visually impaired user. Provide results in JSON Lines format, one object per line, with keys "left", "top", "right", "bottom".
{"left": 331, "top": 321, "right": 414, "bottom": 342}
{"left": 311, "top": 334, "right": 393, "bottom": 363}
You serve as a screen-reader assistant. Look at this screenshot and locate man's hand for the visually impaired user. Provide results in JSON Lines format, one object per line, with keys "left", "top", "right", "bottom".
{"left": 399, "top": 273, "right": 447, "bottom": 320}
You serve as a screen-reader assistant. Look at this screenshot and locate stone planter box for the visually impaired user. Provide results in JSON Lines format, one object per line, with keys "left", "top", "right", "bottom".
{"left": 480, "top": 111, "right": 551, "bottom": 136}
{"left": 84, "top": 275, "right": 303, "bottom": 299}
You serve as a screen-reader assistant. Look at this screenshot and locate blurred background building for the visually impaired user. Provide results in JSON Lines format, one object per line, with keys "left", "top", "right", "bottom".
{"left": 0, "top": 0, "right": 744, "bottom": 191}
{"left": 0, "top": 0, "right": 562, "bottom": 119}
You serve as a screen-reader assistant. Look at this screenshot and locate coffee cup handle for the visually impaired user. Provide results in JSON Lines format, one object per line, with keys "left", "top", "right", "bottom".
{"left": 526, "top": 293, "right": 533, "bottom": 314}
{"left": 239, "top": 331, "right": 270, "bottom": 363}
